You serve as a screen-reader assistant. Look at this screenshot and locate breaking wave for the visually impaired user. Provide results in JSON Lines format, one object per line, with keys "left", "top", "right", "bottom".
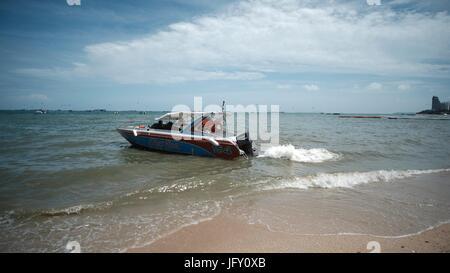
{"left": 267, "top": 168, "right": 450, "bottom": 190}
{"left": 40, "top": 201, "right": 113, "bottom": 216}
{"left": 258, "top": 144, "right": 339, "bottom": 163}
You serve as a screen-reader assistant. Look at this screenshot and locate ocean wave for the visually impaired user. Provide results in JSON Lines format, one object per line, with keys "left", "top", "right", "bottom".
{"left": 258, "top": 144, "right": 339, "bottom": 163}
{"left": 40, "top": 179, "right": 208, "bottom": 217}
{"left": 0, "top": 210, "right": 15, "bottom": 226}
{"left": 40, "top": 201, "right": 113, "bottom": 216}
{"left": 267, "top": 168, "right": 450, "bottom": 190}
{"left": 1, "top": 200, "right": 223, "bottom": 252}
{"left": 151, "top": 180, "right": 207, "bottom": 193}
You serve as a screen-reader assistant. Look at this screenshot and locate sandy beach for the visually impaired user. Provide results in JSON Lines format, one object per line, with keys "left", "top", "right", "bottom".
{"left": 130, "top": 212, "right": 450, "bottom": 253}
{"left": 130, "top": 172, "right": 450, "bottom": 253}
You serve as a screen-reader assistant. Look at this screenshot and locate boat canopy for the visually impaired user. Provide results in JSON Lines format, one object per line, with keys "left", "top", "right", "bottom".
{"left": 155, "top": 111, "right": 230, "bottom": 122}
{"left": 154, "top": 111, "right": 231, "bottom": 135}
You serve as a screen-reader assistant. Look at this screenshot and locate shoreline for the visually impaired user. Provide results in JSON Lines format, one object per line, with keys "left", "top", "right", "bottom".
{"left": 129, "top": 212, "right": 450, "bottom": 253}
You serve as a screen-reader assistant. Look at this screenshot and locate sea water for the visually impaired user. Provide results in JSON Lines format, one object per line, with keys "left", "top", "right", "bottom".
{"left": 0, "top": 111, "right": 449, "bottom": 252}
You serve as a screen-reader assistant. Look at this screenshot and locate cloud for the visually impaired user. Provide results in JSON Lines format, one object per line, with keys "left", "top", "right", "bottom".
{"left": 16, "top": 63, "right": 88, "bottom": 79}
{"left": 18, "top": 94, "right": 49, "bottom": 101}
{"left": 397, "top": 83, "right": 411, "bottom": 90}
{"left": 367, "top": 82, "right": 383, "bottom": 90}
{"left": 389, "top": 0, "right": 413, "bottom": 5}
{"left": 303, "top": 84, "right": 320, "bottom": 91}
{"left": 276, "top": 84, "right": 292, "bottom": 89}
{"left": 18, "top": 0, "right": 450, "bottom": 84}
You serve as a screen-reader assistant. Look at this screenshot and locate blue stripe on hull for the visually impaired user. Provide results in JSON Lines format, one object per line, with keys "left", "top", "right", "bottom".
{"left": 122, "top": 133, "right": 215, "bottom": 157}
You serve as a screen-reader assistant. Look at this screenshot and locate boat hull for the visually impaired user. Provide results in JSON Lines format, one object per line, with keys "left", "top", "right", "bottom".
{"left": 117, "top": 128, "right": 241, "bottom": 160}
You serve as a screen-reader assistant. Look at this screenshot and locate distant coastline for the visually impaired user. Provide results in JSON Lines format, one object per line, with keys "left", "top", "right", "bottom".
{"left": 0, "top": 109, "right": 422, "bottom": 115}
{"left": 0, "top": 109, "right": 170, "bottom": 113}
{"left": 417, "top": 109, "right": 450, "bottom": 115}
{"left": 417, "top": 96, "right": 450, "bottom": 115}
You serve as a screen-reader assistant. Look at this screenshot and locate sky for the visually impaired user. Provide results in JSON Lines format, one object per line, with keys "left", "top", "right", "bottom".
{"left": 0, "top": 0, "right": 450, "bottom": 113}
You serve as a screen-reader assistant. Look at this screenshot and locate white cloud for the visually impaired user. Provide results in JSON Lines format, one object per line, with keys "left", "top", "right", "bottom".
{"left": 18, "top": 0, "right": 450, "bottom": 84}
{"left": 397, "top": 83, "right": 411, "bottom": 90}
{"left": 18, "top": 94, "right": 49, "bottom": 101}
{"left": 367, "top": 82, "right": 383, "bottom": 90}
{"left": 16, "top": 63, "right": 88, "bottom": 79}
{"left": 303, "top": 84, "right": 320, "bottom": 91}
{"left": 276, "top": 84, "right": 292, "bottom": 89}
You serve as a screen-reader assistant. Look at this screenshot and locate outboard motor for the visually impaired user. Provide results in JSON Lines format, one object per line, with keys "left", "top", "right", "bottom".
{"left": 236, "top": 132, "right": 254, "bottom": 156}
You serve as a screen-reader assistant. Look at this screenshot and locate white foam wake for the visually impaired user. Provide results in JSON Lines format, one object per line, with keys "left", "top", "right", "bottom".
{"left": 268, "top": 168, "right": 450, "bottom": 190}
{"left": 258, "top": 144, "right": 339, "bottom": 163}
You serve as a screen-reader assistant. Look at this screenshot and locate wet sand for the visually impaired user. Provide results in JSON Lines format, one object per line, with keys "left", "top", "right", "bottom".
{"left": 129, "top": 212, "right": 450, "bottom": 253}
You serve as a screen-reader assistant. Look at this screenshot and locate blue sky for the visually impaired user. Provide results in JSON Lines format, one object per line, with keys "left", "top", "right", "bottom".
{"left": 1, "top": 0, "right": 450, "bottom": 113}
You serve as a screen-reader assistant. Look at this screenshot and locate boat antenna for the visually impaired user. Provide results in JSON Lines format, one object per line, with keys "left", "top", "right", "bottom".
{"left": 222, "top": 100, "right": 226, "bottom": 137}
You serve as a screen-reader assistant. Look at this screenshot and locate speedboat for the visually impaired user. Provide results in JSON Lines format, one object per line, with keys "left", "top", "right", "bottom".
{"left": 117, "top": 111, "right": 254, "bottom": 160}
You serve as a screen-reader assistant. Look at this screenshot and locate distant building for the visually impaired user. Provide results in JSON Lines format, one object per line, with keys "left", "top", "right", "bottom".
{"left": 431, "top": 96, "right": 450, "bottom": 112}
{"left": 432, "top": 96, "right": 441, "bottom": 111}
{"left": 442, "top": 102, "right": 450, "bottom": 111}
{"left": 418, "top": 96, "right": 450, "bottom": 114}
